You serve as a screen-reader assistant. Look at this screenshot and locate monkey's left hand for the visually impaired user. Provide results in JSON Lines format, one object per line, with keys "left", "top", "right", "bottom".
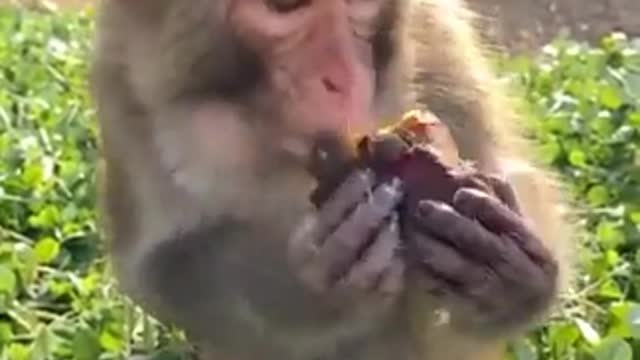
{"left": 405, "top": 176, "right": 559, "bottom": 335}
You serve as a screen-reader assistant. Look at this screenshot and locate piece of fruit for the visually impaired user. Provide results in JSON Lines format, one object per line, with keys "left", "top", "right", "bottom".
{"left": 308, "top": 110, "right": 494, "bottom": 216}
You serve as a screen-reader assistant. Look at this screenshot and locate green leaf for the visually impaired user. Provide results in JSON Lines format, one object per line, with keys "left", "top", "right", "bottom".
{"left": 549, "top": 323, "right": 580, "bottom": 353}
{"left": 609, "top": 303, "right": 640, "bottom": 339}
{"left": 592, "top": 337, "right": 632, "bottom": 360}
{"left": 629, "top": 112, "right": 640, "bottom": 128}
{"left": 599, "top": 279, "right": 624, "bottom": 299}
{"left": 33, "top": 237, "right": 60, "bottom": 264}
{"left": 596, "top": 221, "right": 625, "bottom": 249}
{"left": 587, "top": 185, "right": 610, "bottom": 206}
{"left": 590, "top": 111, "right": 615, "bottom": 136}
{"left": 99, "top": 323, "right": 124, "bottom": 353}
{"left": 599, "top": 85, "right": 624, "bottom": 109}
{"left": 0, "top": 321, "right": 13, "bottom": 343}
{"left": 20, "top": 162, "right": 44, "bottom": 187}
{"left": 72, "top": 328, "right": 102, "bottom": 360}
{"left": 0, "top": 265, "right": 16, "bottom": 294}
{"left": 606, "top": 249, "right": 621, "bottom": 266}
{"left": 538, "top": 141, "right": 562, "bottom": 164}
{"left": 568, "top": 149, "right": 588, "bottom": 167}
{"left": 509, "top": 339, "right": 538, "bottom": 360}
{"left": 575, "top": 318, "right": 601, "bottom": 345}
{"left": 6, "top": 343, "right": 30, "bottom": 360}
{"left": 31, "top": 325, "right": 54, "bottom": 360}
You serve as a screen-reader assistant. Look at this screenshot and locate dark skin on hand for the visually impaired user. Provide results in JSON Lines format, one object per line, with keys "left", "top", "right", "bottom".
{"left": 300, "top": 132, "right": 559, "bottom": 335}
{"left": 289, "top": 169, "right": 405, "bottom": 310}
{"left": 410, "top": 183, "right": 558, "bottom": 335}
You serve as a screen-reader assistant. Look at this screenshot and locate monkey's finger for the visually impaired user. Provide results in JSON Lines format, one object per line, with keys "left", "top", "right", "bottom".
{"left": 489, "top": 240, "right": 559, "bottom": 314}
{"left": 342, "top": 215, "right": 401, "bottom": 292}
{"left": 457, "top": 175, "right": 494, "bottom": 195}
{"left": 413, "top": 200, "right": 506, "bottom": 263}
{"left": 453, "top": 188, "right": 525, "bottom": 235}
{"left": 484, "top": 174, "right": 522, "bottom": 215}
{"left": 377, "top": 256, "right": 405, "bottom": 297}
{"left": 411, "top": 230, "right": 527, "bottom": 316}
{"left": 453, "top": 188, "right": 552, "bottom": 264}
{"left": 462, "top": 172, "right": 521, "bottom": 214}
{"left": 414, "top": 199, "right": 558, "bottom": 312}
{"left": 320, "top": 179, "right": 403, "bottom": 285}
{"left": 291, "top": 181, "right": 399, "bottom": 293}
{"left": 288, "top": 214, "right": 324, "bottom": 268}
{"left": 410, "top": 229, "right": 482, "bottom": 290}
{"left": 290, "top": 170, "right": 375, "bottom": 266}
{"left": 316, "top": 169, "right": 377, "bottom": 239}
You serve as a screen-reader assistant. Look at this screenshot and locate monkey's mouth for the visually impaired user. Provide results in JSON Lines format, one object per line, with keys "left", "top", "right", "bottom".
{"left": 282, "top": 101, "right": 374, "bottom": 142}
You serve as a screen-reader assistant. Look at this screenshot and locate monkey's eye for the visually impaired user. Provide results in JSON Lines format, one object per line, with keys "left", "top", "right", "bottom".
{"left": 264, "top": 0, "right": 311, "bottom": 13}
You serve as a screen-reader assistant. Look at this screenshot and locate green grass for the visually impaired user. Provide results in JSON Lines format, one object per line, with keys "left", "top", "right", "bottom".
{"left": 0, "top": 6, "right": 639, "bottom": 360}
{"left": 497, "top": 33, "right": 640, "bottom": 360}
{"left": 0, "top": 7, "right": 186, "bottom": 360}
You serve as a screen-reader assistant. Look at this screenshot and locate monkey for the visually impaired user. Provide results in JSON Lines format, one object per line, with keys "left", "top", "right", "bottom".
{"left": 89, "top": 0, "right": 574, "bottom": 359}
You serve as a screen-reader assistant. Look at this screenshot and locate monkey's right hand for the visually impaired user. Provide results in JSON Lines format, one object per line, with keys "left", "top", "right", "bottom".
{"left": 287, "top": 169, "right": 406, "bottom": 310}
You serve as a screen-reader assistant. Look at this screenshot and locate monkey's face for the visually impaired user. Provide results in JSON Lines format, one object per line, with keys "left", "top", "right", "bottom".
{"left": 105, "top": 0, "right": 403, "bottom": 195}
{"left": 228, "top": 0, "right": 398, "bottom": 141}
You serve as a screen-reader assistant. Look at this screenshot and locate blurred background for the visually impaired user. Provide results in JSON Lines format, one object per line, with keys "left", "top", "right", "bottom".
{"left": 9, "top": 0, "right": 640, "bottom": 51}
{"left": 473, "top": 0, "right": 640, "bottom": 52}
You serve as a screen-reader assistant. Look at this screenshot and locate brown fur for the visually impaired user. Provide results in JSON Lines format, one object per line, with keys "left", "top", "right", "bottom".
{"left": 90, "top": 0, "right": 574, "bottom": 359}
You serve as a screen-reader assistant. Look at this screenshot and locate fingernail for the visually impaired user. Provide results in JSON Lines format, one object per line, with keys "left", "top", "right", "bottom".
{"left": 380, "top": 178, "right": 404, "bottom": 200}
{"left": 489, "top": 173, "right": 508, "bottom": 183}
{"left": 390, "top": 177, "right": 404, "bottom": 192}
{"left": 417, "top": 200, "right": 437, "bottom": 216}
{"left": 455, "top": 187, "right": 488, "bottom": 201}
{"left": 357, "top": 168, "right": 376, "bottom": 186}
{"left": 362, "top": 168, "right": 375, "bottom": 181}
{"left": 381, "top": 187, "right": 401, "bottom": 206}
{"left": 389, "top": 212, "right": 400, "bottom": 231}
